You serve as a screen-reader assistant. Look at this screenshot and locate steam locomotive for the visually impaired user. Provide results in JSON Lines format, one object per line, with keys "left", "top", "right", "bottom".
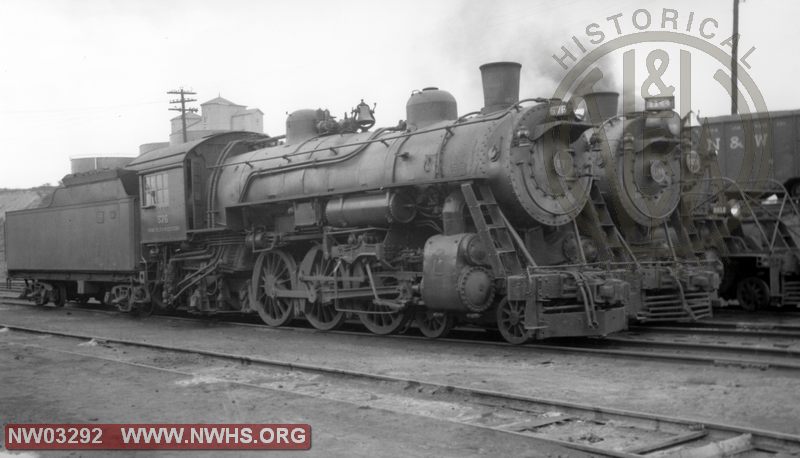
{"left": 7, "top": 62, "right": 657, "bottom": 343}
{"left": 570, "top": 92, "right": 720, "bottom": 321}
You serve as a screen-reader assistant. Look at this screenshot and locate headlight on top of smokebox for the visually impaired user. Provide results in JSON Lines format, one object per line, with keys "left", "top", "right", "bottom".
{"left": 643, "top": 112, "right": 681, "bottom": 137}
{"left": 645, "top": 96, "right": 675, "bottom": 111}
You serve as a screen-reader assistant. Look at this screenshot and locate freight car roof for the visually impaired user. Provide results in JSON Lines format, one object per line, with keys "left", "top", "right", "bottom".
{"left": 699, "top": 109, "right": 800, "bottom": 124}
{"left": 127, "top": 131, "right": 269, "bottom": 173}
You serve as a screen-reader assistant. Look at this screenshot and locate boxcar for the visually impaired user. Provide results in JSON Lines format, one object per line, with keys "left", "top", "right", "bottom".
{"left": 695, "top": 110, "right": 800, "bottom": 194}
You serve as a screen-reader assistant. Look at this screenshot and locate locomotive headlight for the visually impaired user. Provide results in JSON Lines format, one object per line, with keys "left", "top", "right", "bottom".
{"left": 728, "top": 199, "right": 742, "bottom": 218}
{"left": 574, "top": 105, "right": 586, "bottom": 121}
{"left": 685, "top": 150, "right": 702, "bottom": 174}
{"left": 645, "top": 96, "right": 675, "bottom": 111}
{"left": 514, "top": 126, "right": 531, "bottom": 144}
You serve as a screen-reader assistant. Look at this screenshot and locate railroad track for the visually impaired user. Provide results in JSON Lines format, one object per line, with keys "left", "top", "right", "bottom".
{"left": 713, "top": 308, "right": 800, "bottom": 320}
{"left": 573, "top": 335, "right": 800, "bottom": 371}
{"left": 3, "top": 293, "right": 800, "bottom": 373}
{"left": 621, "top": 322, "right": 800, "bottom": 344}
{"left": 1, "top": 322, "right": 799, "bottom": 457}
{"left": 630, "top": 323, "right": 800, "bottom": 339}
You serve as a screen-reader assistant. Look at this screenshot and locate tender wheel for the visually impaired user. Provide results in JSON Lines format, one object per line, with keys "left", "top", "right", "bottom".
{"left": 301, "top": 245, "right": 346, "bottom": 331}
{"left": 496, "top": 298, "right": 531, "bottom": 344}
{"left": 50, "top": 283, "right": 66, "bottom": 307}
{"left": 251, "top": 250, "right": 298, "bottom": 327}
{"left": 33, "top": 284, "right": 48, "bottom": 306}
{"left": 415, "top": 311, "right": 455, "bottom": 339}
{"left": 736, "top": 276, "right": 770, "bottom": 312}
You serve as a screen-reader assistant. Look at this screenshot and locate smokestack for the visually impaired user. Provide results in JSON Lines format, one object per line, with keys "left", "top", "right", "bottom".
{"left": 580, "top": 91, "right": 619, "bottom": 125}
{"left": 479, "top": 62, "right": 521, "bottom": 114}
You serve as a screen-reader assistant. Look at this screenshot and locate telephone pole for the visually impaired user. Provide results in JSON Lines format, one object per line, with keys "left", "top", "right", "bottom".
{"left": 731, "top": 0, "right": 740, "bottom": 115}
{"left": 168, "top": 88, "right": 198, "bottom": 143}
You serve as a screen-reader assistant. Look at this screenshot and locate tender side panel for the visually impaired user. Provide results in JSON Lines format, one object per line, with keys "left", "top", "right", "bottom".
{"left": 6, "top": 197, "right": 139, "bottom": 272}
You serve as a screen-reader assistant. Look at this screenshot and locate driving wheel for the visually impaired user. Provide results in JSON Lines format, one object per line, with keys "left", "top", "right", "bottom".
{"left": 301, "top": 245, "right": 346, "bottom": 331}
{"left": 353, "top": 260, "right": 410, "bottom": 335}
{"left": 251, "top": 250, "right": 299, "bottom": 326}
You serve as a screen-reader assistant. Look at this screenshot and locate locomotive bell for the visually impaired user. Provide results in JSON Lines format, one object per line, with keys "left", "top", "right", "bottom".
{"left": 354, "top": 99, "right": 376, "bottom": 130}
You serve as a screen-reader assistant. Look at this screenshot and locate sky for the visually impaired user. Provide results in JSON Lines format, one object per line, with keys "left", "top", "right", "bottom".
{"left": 1, "top": 0, "right": 797, "bottom": 188}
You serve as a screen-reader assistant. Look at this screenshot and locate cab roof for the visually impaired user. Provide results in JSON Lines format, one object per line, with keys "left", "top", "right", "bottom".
{"left": 126, "top": 131, "right": 269, "bottom": 173}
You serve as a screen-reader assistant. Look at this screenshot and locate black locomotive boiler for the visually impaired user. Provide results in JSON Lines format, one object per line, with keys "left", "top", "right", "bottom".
{"left": 6, "top": 62, "right": 632, "bottom": 343}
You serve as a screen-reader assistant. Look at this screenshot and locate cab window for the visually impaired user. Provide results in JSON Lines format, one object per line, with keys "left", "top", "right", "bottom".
{"left": 142, "top": 172, "right": 169, "bottom": 208}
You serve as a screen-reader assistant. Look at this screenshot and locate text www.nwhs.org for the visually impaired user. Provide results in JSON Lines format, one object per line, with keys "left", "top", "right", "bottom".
{"left": 5, "top": 424, "right": 311, "bottom": 450}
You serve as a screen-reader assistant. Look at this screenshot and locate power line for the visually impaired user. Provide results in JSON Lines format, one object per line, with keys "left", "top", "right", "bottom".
{"left": 168, "top": 88, "right": 198, "bottom": 143}
{"left": 0, "top": 100, "right": 164, "bottom": 114}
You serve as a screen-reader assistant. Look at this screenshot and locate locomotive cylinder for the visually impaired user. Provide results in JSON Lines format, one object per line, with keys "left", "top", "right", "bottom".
{"left": 422, "top": 233, "right": 494, "bottom": 312}
{"left": 324, "top": 192, "right": 416, "bottom": 227}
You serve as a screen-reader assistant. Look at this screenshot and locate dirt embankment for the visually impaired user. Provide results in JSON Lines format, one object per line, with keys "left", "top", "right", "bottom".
{"left": 0, "top": 186, "right": 56, "bottom": 278}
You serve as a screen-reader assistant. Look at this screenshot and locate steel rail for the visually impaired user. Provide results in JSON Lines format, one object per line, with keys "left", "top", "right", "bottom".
{"left": 602, "top": 336, "right": 800, "bottom": 358}
{"left": 3, "top": 295, "right": 800, "bottom": 372}
{"left": 3, "top": 322, "right": 800, "bottom": 457}
{"left": 629, "top": 324, "right": 800, "bottom": 339}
